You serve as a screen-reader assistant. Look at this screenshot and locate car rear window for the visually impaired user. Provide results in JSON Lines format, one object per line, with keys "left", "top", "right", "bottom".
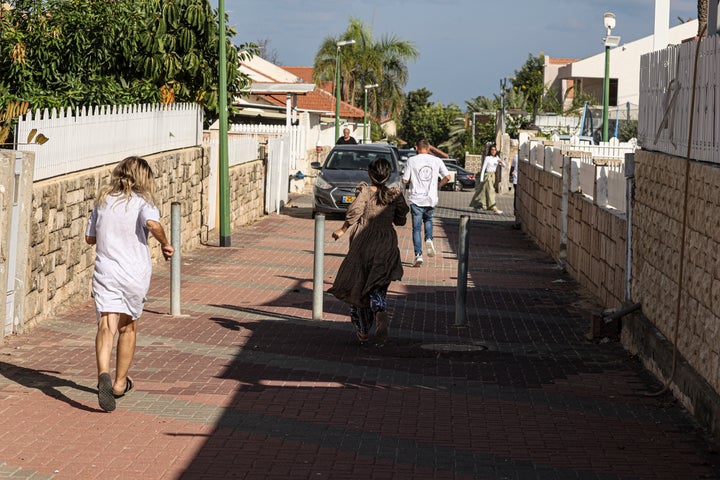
{"left": 326, "top": 151, "right": 396, "bottom": 171}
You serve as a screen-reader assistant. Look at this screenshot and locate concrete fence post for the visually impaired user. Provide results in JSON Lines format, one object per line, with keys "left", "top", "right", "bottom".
{"left": 560, "top": 155, "right": 571, "bottom": 268}
{"left": 595, "top": 163, "right": 609, "bottom": 208}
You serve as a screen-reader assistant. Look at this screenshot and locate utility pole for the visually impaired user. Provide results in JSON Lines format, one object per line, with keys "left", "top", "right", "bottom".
{"left": 218, "top": 0, "right": 230, "bottom": 246}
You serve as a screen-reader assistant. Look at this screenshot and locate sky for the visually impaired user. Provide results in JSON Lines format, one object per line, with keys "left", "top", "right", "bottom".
{"left": 218, "top": 0, "right": 698, "bottom": 108}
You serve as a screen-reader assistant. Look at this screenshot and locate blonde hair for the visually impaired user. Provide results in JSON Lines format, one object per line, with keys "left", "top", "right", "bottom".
{"left": 96, "top": 156, "right": 156, "bottom": 207}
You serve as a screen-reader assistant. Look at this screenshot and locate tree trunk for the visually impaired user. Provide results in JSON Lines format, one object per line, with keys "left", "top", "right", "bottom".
{"left": 698, "top": 0, "right": 708, "bottom": 36}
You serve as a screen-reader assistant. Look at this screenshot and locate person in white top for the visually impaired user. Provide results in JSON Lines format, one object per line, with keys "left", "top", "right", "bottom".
{"left": 469, "top": 144, "right": 504, "bottom": 214}
{"left": 85, "top": 156, "right": 174, "bottom": 412}
{"left": 402, "top": 139, "right": 451, "bottom": 267}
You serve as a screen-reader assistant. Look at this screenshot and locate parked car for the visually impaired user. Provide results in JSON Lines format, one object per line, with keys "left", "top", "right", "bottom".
{"left": 310, "top": 144, "right": 404, "bottom": 217}
{"left": 396, "top": 148, "right": 416, "bottom": 171}
{"left": 442, "top": 163, "right": 476, "bottom": 191}
{"left": 397, "top": 147, "right": 416, "bottom": 162}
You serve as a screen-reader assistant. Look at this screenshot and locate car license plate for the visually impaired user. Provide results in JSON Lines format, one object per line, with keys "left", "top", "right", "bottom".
{"left": 341, "top": 195, "right": 355, "bottom": 204}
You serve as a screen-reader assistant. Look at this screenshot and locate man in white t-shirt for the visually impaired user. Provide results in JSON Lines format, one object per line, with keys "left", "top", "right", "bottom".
{"left": 402, "top": 139, "right": 451, "bottom": 267}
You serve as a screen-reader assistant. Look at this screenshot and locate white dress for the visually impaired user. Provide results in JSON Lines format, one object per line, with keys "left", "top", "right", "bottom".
{"left": 85, "top": 193, "right": 160, "bottom": 320}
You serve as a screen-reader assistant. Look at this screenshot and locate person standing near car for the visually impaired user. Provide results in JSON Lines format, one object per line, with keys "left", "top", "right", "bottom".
{"left": 469, "top": 144, "right": 504, "bottom": 214}
{"left": 402, "top": 138, "right": 451, "bottom": 267}
{"left": 336, "top": 127, "right": 357, "bottom": 145}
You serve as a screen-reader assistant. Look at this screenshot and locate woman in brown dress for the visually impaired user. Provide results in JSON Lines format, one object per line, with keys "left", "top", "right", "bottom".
{"left": 328, "top": 157, "right": 409, "bottom": 345}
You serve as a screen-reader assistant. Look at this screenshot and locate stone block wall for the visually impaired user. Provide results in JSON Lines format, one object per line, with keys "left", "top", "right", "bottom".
{"left": 23, "top": 147, "right": 208, "bottom": 330}
{"left": 516, "top": 144, "right": 720, "bottom": 439}
{"left": 566, "top": 194, "right": 626, "bottom": 309}
{"left": 630, "top": 150, "right": 720, "bottom": 393}
{"left": 228, "top": 159, "right": 266, "bottom": 228}
{"left": 516, "top": 161, "right": 563, "bottom": 261}
{"left": 517, "top": 155, "right": 626, "bottom": 310}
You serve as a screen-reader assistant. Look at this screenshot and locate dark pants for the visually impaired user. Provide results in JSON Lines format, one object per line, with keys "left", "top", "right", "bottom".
{"left": 349, "top": 286, "right": 388, "bottom": 335}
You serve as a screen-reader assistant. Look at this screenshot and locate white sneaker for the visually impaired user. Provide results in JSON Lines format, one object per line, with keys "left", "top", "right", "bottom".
{"left": 413, "top": 254, "right": 423, "bottom": 267}
{"left": 425, "top": 239, "right": 436, "bottom": 257}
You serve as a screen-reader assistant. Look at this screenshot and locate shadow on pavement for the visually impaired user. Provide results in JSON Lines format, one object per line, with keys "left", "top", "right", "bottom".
{"left": 173, "top": 191, "right": 720, "bottom": 479}
{"left": 0, "top": 361, "right": 101, "bottom": 412}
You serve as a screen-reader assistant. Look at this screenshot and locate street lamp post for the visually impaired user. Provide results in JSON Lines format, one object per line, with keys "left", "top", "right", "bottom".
{"left": 363, "top": 83, "right": 379, "bottom": 144}
{"left": 471, "top": 112, "right": 482, "bottom": 148}
{"left": 602, "top": 12, "right": 620, "bottom": 142}
{"left": 335, "top": 40, "right": 356, "bottom": 141}
{"left": 500, "top": 77, "right": 508, "bottom": 135}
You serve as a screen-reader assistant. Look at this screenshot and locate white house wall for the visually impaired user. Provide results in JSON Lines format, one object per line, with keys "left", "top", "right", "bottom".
{"left": 239, "top": 55, "right": 302, "bottom": 83}
{"left": 553, "top": 20, "right": 698, "bottom": 106}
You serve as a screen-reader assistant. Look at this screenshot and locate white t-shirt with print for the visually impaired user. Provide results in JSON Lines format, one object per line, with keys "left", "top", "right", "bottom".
{"left": 402, "top": 153, "right": 450, "bottom": 207}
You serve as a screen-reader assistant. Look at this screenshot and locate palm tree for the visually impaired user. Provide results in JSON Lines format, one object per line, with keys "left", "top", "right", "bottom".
{"left": 442, "top": 90, "right": 534, "bottom": 157}
{"left": 466, "top": 95, "right": 499, "bottom": 114}
{"left": 313, "top": 18, "right": 418, "bottom": 119}
{"left": 697, "top": 0, "right": 708, "bottom": 35}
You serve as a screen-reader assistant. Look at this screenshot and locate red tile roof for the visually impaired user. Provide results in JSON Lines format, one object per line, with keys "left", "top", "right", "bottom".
{"left": 284, "top": 66, "right": 313, "bottom": 82}
{"left": 283, "top": 67, "right": 334, "bottom": 93}
{"left": 548, "top": 57, "right": 578, "bottom": 65}
{"left": 261, "top": 65, "right": 365, "bottom": 119}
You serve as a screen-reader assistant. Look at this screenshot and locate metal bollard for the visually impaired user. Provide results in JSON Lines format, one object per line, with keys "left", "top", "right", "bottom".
{"left": 455, "top": 215, "right": 470, "bottom": 326}
{"left": 312, "top": 213, "right": 325, "bottom": 320}
{"left": 170, "top": 202, "right": 182, "bottom": 316}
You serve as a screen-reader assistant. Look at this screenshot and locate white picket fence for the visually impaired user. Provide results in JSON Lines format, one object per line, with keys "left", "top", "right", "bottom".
{"left": 521, "top": 133, "right": 634, "bottom": 212}
{"left": 638, "top": 35, "right": 719, "bottom": 163}
{"left": 17, "top": 103, "right": 203, "bottom": 181}
{"left": 550, "top": 134, "right": 638, "bottom": 159}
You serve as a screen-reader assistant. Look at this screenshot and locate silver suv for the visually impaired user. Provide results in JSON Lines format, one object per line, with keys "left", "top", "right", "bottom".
{"left": 310, "top": 144, "right": 403, "bottom": 217}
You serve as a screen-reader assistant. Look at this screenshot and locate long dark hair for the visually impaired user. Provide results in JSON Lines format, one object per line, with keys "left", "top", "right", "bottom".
{"left": 368, "top": 156, "right": 394, "bottom": 205}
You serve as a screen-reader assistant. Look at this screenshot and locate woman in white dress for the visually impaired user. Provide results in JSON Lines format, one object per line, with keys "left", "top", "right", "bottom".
{"left": 85, "top": 156, "right": 174, "bottom": 412}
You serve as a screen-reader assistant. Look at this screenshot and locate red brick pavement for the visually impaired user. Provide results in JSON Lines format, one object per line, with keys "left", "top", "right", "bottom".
{"left": 0, "top": 191, "right": 718, "bottom": 479}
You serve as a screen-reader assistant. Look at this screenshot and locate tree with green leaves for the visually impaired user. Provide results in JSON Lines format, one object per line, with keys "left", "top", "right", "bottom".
{"left": 0, "top": 0, "right": 253, "bottom": 127}
{"left": 398, "top": 88, "right": 459, "bottom": 148}
{"left": 447, "top": 89, "right": 531, "bottom": 156}
{"left": 312, "top": 17, "right": 418, "bottom": 120}
{"left": 399, "top": 88, "right": 433, "bottom": 137}
{"left": 130, "top": 0, "right": 255, "bottom": 119}
{"left": 511, "top": 53, "right": 544, "bottom": 118}
{"left": 511, "top": 53, "right": 561, "bottom": 118}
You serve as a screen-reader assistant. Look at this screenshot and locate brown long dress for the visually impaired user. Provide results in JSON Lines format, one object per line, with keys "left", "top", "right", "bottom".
{"left": 328, "top": 183, "right": 409, "bottom": 308}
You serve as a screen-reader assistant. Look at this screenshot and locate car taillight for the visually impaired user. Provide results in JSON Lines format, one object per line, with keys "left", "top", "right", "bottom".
{"left": 468, "top": 174, "right": 474, "bottom": 179}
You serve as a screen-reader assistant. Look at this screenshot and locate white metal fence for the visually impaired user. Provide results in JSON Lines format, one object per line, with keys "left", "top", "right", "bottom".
{"left": 229, "top": 123, "right": 305, "bottom": 171}
{"left": 17, "top": 103, "right": 203, "bottom": 181}
{"left": 638, "top": 35, "right": 719, "bottom": 163}
{"left": 535, "top": 114, "right": 581, "bottom": 134}
{"left": 265, "top": 136, "right": 291, "bottom": 215}
{"left": 204, "top": 123, "right": 303, "bottom": 229}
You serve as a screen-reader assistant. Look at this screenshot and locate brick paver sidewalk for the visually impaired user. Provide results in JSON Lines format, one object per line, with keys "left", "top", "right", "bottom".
{"left": 0, "top": 190, "right": 718, "bottom": 479}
